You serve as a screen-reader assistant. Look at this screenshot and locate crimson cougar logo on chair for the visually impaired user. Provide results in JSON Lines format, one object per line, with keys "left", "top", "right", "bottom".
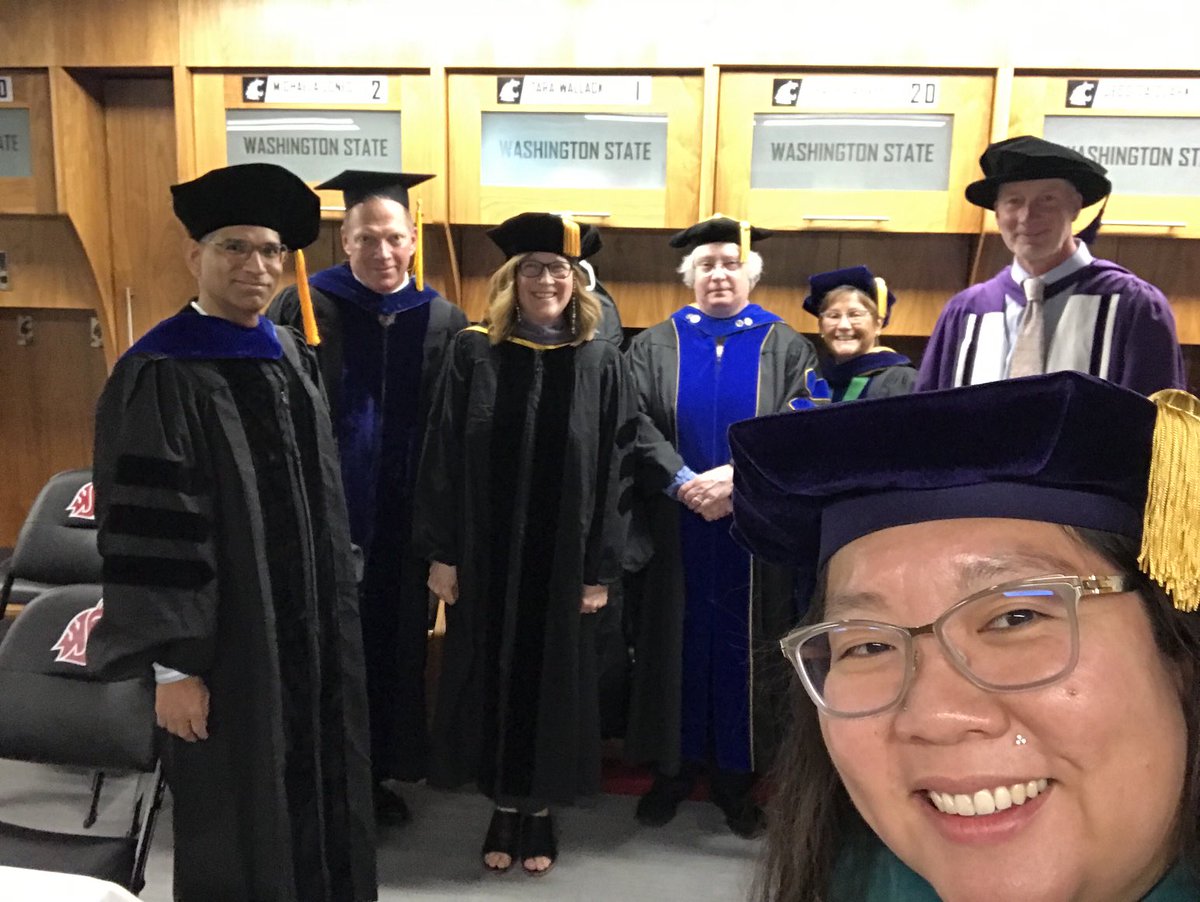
{"left": 65, "top": 482, "right": 95, "bottom": 521}
{"left": 51, "top": 599, "right": 104, "bottom": 666}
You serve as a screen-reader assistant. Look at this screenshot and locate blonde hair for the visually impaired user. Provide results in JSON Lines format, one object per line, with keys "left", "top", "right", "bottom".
{"left": 482, "top": 254, "right": 603, "bottom": 346}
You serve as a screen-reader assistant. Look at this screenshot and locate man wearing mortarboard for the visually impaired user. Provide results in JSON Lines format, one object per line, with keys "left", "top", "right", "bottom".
{"left": 916, "top": 136, "right": 1185, "bottom": 395}
{"left": 268, "top": 170, "right": 466, "bottom": 825}
{"left": 87, "top": 163, "right": 377, "bottom": 902}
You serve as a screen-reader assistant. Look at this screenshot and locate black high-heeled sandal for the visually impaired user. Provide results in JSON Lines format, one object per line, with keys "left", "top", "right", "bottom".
{"left": 519, "top": 812, "right": 558, "bottom": 877}
{"left": 481, "top": 809, "right": 521, "bottom": 873}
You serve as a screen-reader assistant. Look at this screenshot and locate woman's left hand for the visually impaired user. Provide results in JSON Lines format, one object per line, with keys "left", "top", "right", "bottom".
{"left": 581, "top": 584, "right": 608, "bottom": 614}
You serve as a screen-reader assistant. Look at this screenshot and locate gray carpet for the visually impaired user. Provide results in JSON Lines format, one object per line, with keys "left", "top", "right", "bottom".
{"left": 138, "top": 782, "right": 761, "bottom": 901}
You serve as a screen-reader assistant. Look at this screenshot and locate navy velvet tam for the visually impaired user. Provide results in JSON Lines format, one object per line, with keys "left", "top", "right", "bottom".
{"left": 668, "top": 216, "right": 773, "bottom": 251}
{"left": 487, "top": 212, "right": 597, "bottom": 260}
{"left": 803, "top": 265, "right": 899, "bottom": 327}
{"left": 170, "top": 163, "right": 321, "bottom": 250}
{"left": 316, "top": 169, "right": 434, "bottom": 210}
{"left": 729, "top": 372, "right": 1156, "bottom": 569}
{"left": 965, "top": 135, "right": 1111, "bottom": 210}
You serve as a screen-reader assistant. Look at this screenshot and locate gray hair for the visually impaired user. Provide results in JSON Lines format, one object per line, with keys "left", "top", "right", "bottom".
{"left": 677, "top": 246, "right": 764, "bottom": 290}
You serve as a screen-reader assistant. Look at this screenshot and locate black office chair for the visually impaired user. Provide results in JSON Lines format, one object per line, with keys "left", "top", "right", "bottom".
{"left": 0, "top": 585, "right": 165, "bottom": 891}
{"left": 0, "top": 469, "right": 102, "bottom": 617}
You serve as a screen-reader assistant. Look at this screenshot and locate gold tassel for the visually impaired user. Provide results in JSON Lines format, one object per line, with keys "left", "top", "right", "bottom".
{"left": 738, "top": 220, "right": 751, "bottom": 263}
{"left": 1138, "top": 389, "right": 1200, "bottom": 611}
{"left": 294, "top": 248, "right": 320, "bottom": 347}
{"left": 874, "top": 276, "right": 889, "bottom": 323}
{"left": 413, "top": 199, "right": 425, "bottom": 292}
{"left": 561, "top": 215, "right": 580, "bottom": 257}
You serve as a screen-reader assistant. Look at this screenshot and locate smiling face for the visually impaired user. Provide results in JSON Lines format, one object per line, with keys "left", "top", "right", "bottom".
{"left": 691, "top": 241, "right": 751, "bottom": 317}
{"left": 186, "top": 224, "right": 284, "bottom": 327}
{"left": 515, "top": 252, "right": 574, "bottom": 328}
{"left": 341, "top": 196, "right": 415, "bottom": 294}
{"left": 995, "top": 178, "right": 1083, "bottom": 276}
{"left": 820, "top": 518, "right": 1186, "bottom": 902}
{"left": 819, "top": 288, "right": 882, "bottom": 363}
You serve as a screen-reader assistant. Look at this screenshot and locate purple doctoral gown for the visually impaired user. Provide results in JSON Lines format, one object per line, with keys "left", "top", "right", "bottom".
{"left": 915, "top": 259, "right": 1185, "bottom": 396}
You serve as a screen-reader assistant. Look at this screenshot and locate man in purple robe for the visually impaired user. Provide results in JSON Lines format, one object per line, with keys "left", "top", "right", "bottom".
{"left": 916, "top": 136, "right": 1185, "bottom": 395}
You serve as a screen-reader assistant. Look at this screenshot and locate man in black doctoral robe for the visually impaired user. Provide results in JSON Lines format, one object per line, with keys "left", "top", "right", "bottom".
{"left": 87, "top": 163, "right": 376, "bottom": 902}
{"left": 268, "top": 170, "right": 467, "bottom": 823}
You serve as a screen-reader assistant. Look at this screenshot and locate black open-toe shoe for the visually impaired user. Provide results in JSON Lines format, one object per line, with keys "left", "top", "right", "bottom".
{"left": 481, "top": 809, "right": 521, "bottom": 873}
{"left": 519, "top": 812, "right": 558, "bottom": 877}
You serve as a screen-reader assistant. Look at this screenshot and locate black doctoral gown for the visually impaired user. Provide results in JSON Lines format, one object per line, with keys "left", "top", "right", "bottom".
{"left": 623, "top": 315, "right": 817, "bottom": 776}
{"left": 270, "top": 271, "right": 467, "bottom": 782}
{"left": 88, "top": 306, "right": 376, "bottom": 902}
{"left": 412, "top": 327, "right": 637, "bottom": 806}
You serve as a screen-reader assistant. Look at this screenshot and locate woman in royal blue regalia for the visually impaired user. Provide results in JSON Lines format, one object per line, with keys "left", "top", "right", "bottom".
{"left": 624, "top": 216, "right": 818, "bottom": 837}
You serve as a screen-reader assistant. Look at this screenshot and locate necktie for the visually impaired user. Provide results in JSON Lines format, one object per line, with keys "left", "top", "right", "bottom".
{"left": 1008, "top": 277, "right": 1045, "bottom": 378}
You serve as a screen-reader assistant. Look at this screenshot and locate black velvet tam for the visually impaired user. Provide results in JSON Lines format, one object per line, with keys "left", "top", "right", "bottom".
{"left": 729, "top": 371, "right": 1155, "bottom": 568}
{"left": 170, "top": 163, "right": 320, "bottom": 250}
{"left": 668, "top": 217, "right": 773, "bottom": 251}
{"left": 965, "top": 135, "right": 1112, "bottom": 210}
{"left": 486, "top": 212, "right": 597, "bottom": 260}
{"left": 803, "top": 265, "right": 898, "bottom": 325}
{"left": 316, "top": 170, "right": 434, "bottom": 210}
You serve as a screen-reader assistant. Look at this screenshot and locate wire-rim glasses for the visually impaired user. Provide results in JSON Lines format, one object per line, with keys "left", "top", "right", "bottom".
{"left": 780, "top": 574, "right": 1133, "bottom": 719}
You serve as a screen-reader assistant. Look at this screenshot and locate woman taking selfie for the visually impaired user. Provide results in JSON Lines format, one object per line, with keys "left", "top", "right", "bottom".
{"left": 730, "top": 371, "right": 1200, "bottom": 901}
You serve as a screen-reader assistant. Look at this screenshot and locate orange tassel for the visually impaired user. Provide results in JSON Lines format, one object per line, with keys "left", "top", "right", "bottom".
{"left": 413, "top": 199, "right": 425, "bottom": 292}
{"left": 294, "top": 248, "right": 320, "bottom": 346}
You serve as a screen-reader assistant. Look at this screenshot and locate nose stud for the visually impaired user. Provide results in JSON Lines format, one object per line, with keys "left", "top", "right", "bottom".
{"left": 1014, "top": 734, "right": 1028, "bottom": 746}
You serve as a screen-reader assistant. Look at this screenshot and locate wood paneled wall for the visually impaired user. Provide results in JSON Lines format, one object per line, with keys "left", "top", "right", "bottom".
{"left": 0, "top": 309, "right": 107, "bottom": 544}
{"left": 0, "top": 0, "right": 1194, "bottom": 69}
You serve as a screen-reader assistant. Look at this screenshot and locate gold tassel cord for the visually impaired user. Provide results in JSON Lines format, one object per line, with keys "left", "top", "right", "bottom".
{"left": 739, "top": 220, "right": 750, "bottom": 263}
{"left": 294, "top": 248, "right": 321, "bottom": 347}
{"left": 1139, "top": 389, "right": 1200, "bottom": 612}
{"left": 561, "top": 215, "right": 581, "bottom": 257}
{"left": 413, "top": 199, "right": 425, "bottom": 292}
{"left": 874, "top": 276, "right": 889, "bottom": 323}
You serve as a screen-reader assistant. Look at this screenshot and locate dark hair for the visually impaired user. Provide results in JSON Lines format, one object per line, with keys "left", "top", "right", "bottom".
{"left": 752, "top": 527, "right": 1200, "bottom": 902}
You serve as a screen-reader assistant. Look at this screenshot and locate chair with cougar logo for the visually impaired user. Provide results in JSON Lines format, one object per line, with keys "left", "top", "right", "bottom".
{"left": 0, "top": 585, "right": 165, "bottom": 891}
{"left": 0, "top": 469, "right": 102, "bottom": 619}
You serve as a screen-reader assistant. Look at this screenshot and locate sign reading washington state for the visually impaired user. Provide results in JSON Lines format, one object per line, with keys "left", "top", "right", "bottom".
{"left": 750, "top": 113, "right": 953, "bottom": 191}
{"left": 1044, "top": 115, "right": 1200, "bottom": 196}
{"left": 480, "top": 112, "right": 668, "bottom": 189}
{"left": 0, "top": 108, "right": 31, "bottom": 178}
{"left": 225, "top": 109, "right": 401, "bottom": 182}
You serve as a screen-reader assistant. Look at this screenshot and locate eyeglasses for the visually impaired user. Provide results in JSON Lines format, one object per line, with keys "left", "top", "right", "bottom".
{"left": 517, "top": 259, "right": 573, "bottom": 280}
{"left": 205, "top": 238, "right": 288, "bottom": 263}
{"left": 820, "top": 309, "right": 872, "bottom": 324}
{"left": 780, "top": 574, "right": 1133, "bottom": 718}
{"left": 695, "top": 258, "right": 742, "bottom": 274}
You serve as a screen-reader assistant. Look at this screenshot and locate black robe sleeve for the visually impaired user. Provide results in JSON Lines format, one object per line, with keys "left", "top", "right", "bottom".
{"left": 411, "top": 331, "right": 472, "bottom": 567}
{"left": 582, "top": 346, "right": 638, "bottom": 586}
{"left": 626, "top": 329, "right": 686, "bottom": 495}
{"left": 90, "top": 357, "right": 221, "bottom": 677}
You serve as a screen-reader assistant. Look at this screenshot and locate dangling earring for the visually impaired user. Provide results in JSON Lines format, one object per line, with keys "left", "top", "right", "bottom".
{"left": 515, "top": 304, "right": 523, "bottom": 324}
{"left": 569, "top": 295, "right": 578, "bottom": 336}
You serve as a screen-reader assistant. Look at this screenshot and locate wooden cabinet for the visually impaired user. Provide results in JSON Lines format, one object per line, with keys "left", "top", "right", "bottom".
{"left": 447, "top": 72, "right": 703, "bottom": 228}
{"left": 1010, "top": 75, "right": 1200, "bottom": 239}
{"left": 0, "top": 70, "right": 57, "bottom": 215}
{"left": 716, "top": 71, "right": 994, "bottom": 234}
{"left": 189, "top": 72, "right": 444, "bottom": 222}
